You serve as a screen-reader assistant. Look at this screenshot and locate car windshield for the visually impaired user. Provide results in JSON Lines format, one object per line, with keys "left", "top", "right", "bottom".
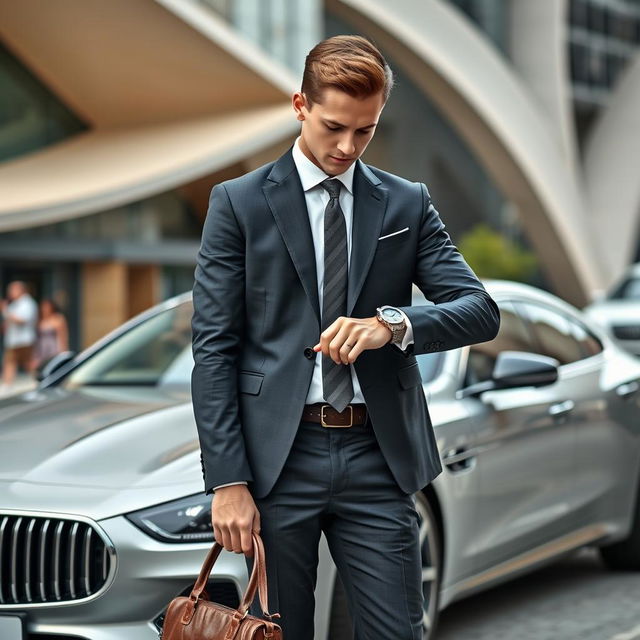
{"left": 64, "top": 301, "right": 194, "bottom": 389}
{"left": 62, "top": 299, "right": 444, "bottom": 389}
{"left": 610, "top": 277, "right": 640, "bottom": 301}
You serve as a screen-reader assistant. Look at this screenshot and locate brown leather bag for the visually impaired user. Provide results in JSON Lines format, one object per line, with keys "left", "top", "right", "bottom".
{"left": 161, "top": 532, "right": 282, "bottom": 639}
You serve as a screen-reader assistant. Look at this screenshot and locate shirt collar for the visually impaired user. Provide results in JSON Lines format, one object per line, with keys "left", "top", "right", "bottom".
{"left": 292, "top": 137, "right": 355, "bottom": 195}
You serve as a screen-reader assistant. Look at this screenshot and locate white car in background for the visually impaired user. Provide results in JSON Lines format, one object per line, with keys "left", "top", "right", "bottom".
{"left": 584, "top": 263, "right": 640, "bottom": 356}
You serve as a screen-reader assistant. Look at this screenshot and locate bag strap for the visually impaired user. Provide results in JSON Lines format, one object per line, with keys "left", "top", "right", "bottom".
{"left": 239, "top": 532, "right": 279, "bottom": 620}
{"left": 187, "top": 532, "right": 279, "bottom": 621}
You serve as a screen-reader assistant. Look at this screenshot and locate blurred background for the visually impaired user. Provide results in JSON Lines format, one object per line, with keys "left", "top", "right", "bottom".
{"left": 0, "top": 0, "right": 638, "bottom": 367}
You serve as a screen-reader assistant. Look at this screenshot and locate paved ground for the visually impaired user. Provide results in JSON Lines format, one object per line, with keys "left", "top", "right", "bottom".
{"left": 0, "top": 374, "right": 36, "bottom": 399}
{"left": 437, "top": 547, "right": 640, "bottom": 640}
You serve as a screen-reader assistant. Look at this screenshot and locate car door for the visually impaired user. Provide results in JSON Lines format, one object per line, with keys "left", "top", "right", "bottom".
{"left": 463, "top": 299, "right": 578, "bottom": 574}
{"left": 562, "top": 317, "right": 640, "bottom": 533}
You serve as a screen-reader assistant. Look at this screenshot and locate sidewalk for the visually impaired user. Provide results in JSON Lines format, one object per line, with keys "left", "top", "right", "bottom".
{"left": 0, "top": 374, "right": 37, "bottom": 399}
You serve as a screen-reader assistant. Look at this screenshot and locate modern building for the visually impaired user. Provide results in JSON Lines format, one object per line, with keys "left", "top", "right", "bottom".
{"left": 0, "top": 0, "right": 638, "bottom": 351}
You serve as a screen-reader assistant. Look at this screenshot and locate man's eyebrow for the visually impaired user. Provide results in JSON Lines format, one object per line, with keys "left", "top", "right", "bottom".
{"left": 323, "top": 118, "right": 377, "bottom": 129}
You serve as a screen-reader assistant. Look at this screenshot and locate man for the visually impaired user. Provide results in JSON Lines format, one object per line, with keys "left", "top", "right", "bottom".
{"left": 191, "top": 35, "right": 500, "bottom": 639}
{"left": 1, "top": 281, "right": 38, "bottom": 389}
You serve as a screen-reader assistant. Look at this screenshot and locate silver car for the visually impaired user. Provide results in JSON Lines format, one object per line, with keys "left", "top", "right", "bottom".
{"left": 584, "top": 262, "right": 640, "bottom": 356}
{"left": 1, "top": 280, "right": 639, "bottom": 640}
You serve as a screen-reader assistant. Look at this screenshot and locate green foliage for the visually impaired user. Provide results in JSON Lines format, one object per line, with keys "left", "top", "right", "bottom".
{"left": 458, "top": 224, "right": 538, "bottom": 282}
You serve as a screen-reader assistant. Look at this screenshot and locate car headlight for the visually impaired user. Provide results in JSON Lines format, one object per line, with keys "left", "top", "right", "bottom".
{"left": 126, "top": 493, "right": 214, "bottom": 543}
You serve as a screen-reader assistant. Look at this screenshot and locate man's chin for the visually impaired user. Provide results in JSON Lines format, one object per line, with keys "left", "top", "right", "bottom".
{"left": 324, "top": 156, "right": 356, "bottom": 175}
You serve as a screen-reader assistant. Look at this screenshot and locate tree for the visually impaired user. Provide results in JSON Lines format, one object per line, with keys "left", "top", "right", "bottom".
{"left": 458, "top": 224, "right": 538, "bottom": 282}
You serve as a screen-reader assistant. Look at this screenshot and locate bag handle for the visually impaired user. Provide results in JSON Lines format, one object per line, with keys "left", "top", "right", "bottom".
{"left": 187, "top": 532, "right": 278, "bottom": 621}
{"left": 239, "top": 532, "right": 277, "bottom": 619}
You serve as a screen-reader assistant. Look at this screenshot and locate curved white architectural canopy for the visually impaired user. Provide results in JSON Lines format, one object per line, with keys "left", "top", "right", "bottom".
{"left": 0, "top": 105, "right": 297, "bottom": 231}
{"left": 584, "top": 53, "right": 640, "bottom": 286}
{"left": 0, "top": 0, "right": 299, "bottom": 230}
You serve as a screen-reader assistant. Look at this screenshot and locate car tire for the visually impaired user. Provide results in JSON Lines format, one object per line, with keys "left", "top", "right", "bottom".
{"left": 599, "top": 486, "right": 640, "bottom": 570}
{"left": 327, "top": 491, "right": 442, "bottom": 639}
{"left": 416, "top": 491, "right": 442, "bottom": 639}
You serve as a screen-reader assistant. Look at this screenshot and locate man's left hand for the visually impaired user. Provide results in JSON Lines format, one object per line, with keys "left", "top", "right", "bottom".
{"left": 313, "top": 316, "right": 392, "bottom": 365}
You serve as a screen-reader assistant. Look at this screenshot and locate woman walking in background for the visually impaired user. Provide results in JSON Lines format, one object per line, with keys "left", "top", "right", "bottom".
{"left": 33, "top": 299, "right": 69, "bottom": 369}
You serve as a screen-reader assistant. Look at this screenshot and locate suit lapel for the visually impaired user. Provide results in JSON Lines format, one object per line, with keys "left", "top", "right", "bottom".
{"left": 263, "top": 150, "right": 321, "bottom": 324}
{"left": 262, "top": 152, "right": 387, "bottom": 324}
{"left": 347, "top": 160, "right": 387, "bottom": 316}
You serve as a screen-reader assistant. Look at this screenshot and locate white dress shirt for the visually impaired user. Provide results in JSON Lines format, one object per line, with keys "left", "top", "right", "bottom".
{"left": 212, "top": 139, "right": 413, "bottom": 491}
{"left": 3, "top": 294, "right": 38, "bottom": 348}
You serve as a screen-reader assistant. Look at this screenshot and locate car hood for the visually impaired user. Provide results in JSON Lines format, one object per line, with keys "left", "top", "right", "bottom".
{"left": 0, "top": 386, "right": 205, "bottom": 520}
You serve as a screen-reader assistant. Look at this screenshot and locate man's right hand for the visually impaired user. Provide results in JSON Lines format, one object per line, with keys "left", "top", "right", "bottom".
{"left": 211, "top": 484, "right": 261, "bottom": 556}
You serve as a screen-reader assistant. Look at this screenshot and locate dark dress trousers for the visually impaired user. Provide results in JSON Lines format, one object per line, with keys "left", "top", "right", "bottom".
{"left": 191, "top": 148, "right": 500, "bottom": 638}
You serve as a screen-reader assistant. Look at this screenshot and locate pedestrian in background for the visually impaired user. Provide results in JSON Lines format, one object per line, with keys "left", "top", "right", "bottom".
{"left": 32, "top": 299, "right": 69, "bottom": 370}
{"left": 1, "top": 280, "right": 38, "bottom": 390}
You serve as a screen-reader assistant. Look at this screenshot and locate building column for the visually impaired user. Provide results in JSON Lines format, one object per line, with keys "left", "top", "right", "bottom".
{"left": 127, "top": 264, "right": 160, "bottom": 318}
{"left": 81, "top": 262, "right": 128, "bottom": 348}
{"left": 81, "top": 262, "right": 161, "bottom": 348}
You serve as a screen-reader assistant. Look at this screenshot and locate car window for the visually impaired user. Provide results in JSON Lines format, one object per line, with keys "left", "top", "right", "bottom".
{"left": 516, "top": 301, "right": 584, "bottom": 365}
{"left": 609, "top": 277, "right": 640, "bottom": 300}
{"left": 568, "top": 318, "right": 603, "bottom": 357}
{"left": 64, "top": 302, "right": 194, "bottom": 388}
{"left": 465, "top": 301, "right": 536, "bottom": 386}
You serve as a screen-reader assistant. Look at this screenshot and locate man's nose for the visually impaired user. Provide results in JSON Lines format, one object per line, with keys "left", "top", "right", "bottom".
{"left": 337, "top": 134, "right": 355, "bottom": 156}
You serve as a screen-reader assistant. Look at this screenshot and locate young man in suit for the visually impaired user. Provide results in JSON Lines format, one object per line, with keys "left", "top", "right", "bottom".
{"left": 191, "top": 35, "right": 500, "bottom": 639}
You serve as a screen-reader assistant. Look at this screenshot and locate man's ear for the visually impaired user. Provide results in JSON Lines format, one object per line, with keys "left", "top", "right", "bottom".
{"left": 292, "top": 92, "right": 307, "bottom": 121}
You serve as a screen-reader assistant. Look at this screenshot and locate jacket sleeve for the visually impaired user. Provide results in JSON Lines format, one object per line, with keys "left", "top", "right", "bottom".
{"left": 398, "top": 183, "right": 500, "bottom": 356}
{"left": 191, "top": 184, "right": 253, "bottom": 493}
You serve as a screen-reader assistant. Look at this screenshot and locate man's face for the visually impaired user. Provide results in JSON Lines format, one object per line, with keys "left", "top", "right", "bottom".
{"left": 293, "top": 88, "right": 385, "bottom": 176}
{"left": 7, "top": 282, "right": 23, "bottom": 301}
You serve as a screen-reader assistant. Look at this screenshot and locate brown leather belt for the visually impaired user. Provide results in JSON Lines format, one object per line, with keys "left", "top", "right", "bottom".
{"left": 301, "top": 403, "right": 368, "bottom": 428}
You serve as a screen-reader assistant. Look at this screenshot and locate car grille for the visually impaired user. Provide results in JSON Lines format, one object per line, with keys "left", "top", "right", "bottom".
{"left": 612, "top": 325, "right": 640, "bottom": 341}
{"left": 0, "top": 513, "right": 113, "bottom": 605}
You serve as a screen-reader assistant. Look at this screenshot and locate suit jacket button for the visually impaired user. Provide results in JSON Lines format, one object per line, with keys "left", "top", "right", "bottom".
{"left": 304, "top": 347, "right": 315, "bottom": 360}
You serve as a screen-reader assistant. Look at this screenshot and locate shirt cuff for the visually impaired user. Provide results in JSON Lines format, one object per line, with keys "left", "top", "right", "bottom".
{"left": 212, "top": 481, "right": 248, "bottom": 492}
{"left": 395, "top": 309, "right": 414, "bottom": 351}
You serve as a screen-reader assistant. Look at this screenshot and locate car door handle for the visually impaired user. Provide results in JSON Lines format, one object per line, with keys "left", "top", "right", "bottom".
{"left": 616, "top": 381, "right": 640, "bottom": 399}
{"left": 442, "top": 447, "right": 476, "bottom": 472}
{"left": 548, "top": 399, "right": 575, "bottom": 419}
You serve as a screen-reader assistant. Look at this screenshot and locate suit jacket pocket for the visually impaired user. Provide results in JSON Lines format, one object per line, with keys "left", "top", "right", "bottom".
{"left": 377, "top": 229, "right": 410, "bottom": 251}
{"left": 238, "top": 370, "right": 264, "bottom": 395}
{"left": 397, "top": 362, "right": 422, "bottom": 389}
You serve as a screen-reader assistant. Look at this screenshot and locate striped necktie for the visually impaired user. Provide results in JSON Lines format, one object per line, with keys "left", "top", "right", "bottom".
{"left": 320, "top": 178, "right": 354, "bottom": 413}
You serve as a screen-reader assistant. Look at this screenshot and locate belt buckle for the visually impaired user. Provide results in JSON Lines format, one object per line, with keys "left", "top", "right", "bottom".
{"left": 320, "top": 404, "right": 353, "bottom": 428}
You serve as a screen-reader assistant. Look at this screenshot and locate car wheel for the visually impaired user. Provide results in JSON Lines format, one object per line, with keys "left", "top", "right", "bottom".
{"left": 415, "top": 491, "right": 442, "bottom": 639}
{"left": 599, "top": 485, "right": 640, "bottom": 570}
{"left": 328, "top": 492, "right": 442, "bottom": 639}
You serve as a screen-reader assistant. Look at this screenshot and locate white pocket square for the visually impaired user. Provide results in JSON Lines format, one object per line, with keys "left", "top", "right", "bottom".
{"left": 378, "top": 227, "right": 409, "bottom": 241}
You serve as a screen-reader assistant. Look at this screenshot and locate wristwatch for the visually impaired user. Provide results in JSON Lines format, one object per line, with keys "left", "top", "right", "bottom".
{"left": 376, "top": 305, "right": 407, "bottom": 345}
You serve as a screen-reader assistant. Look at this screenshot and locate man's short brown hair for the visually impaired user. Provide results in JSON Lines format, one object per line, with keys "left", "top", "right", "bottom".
{"left": 301, "top": 35, "right": 394, "bottom": 106}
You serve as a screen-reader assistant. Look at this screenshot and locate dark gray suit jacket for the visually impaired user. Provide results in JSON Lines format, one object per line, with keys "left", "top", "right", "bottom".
{"left": 191, "top": 149, "right": 500, "bottom": 499}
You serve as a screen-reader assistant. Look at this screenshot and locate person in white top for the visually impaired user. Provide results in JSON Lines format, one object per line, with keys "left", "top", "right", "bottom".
{"left": 1, "top": 281, "right": 38, "bottom": 387}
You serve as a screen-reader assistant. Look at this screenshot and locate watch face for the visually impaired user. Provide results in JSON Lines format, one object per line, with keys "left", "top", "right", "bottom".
{"left": 382, "top": 307, "right": 403, "bottom": 324}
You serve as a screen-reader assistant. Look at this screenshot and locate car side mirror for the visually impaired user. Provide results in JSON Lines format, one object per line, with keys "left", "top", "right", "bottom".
{"left": 37, "top": 350, "right": 76, "bottom": 382}
{"left": 459, "top": 351, "right": 559, "bottom": 398}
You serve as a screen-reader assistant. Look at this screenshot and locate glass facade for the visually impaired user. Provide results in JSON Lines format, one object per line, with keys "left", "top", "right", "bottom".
{"left": 569, "top": 0, "right": 640, "bottom": 100}
{"left": 0, "top": 41, "right": 87, "bottom": 164}
{"left": 447, "top": 0, "right": 509, "bottom": 55}
{"left": 198, "top": 0, "right": 322, "bottom": 76}
{"left": 569, "top": 0, "right": 640, "bottom": 140}
{"left": 0, "top": 191, "right": 201, "bottom": 247}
